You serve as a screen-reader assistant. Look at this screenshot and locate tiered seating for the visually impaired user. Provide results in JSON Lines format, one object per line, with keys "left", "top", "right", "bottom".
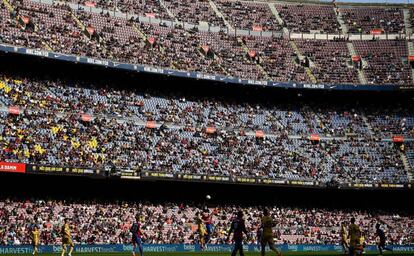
{"left": 328, "top": 140, "right": 407, "bottom": 184}
{"left": 74, "top": 10, "right": 143, "bottom": 62}
{"left": 296, "top": 40, "right": 359, "bottom": 84}
{"left": 341, "top": 7, "right": 404, "bottom": 34}
{"left": 1, "top": 0, "right": 414, "bottom": 87}
{"left": 353, "top": 40, "right": 411, "bottom": 85}
{"left": 366, "top": 107, "right": 414, "bottom": 137}
{"left": 215, "top": 0, "right": 281, "bottom": 31}
{"left": 0, "top": 1, "right": 45, "bottom": 49}
{"left": 137, "top": 22, "right": 222, "bottom": 74}
{"left": 315, "top": 107, "right": 370, "bottom": 136}
{"left": 1, "top": 199, "right": 413, "bottom": 245}
{"left": 12, "top": 0, "right": 101, "bottom": 56}
{"left": 407, "top": 144, "right": 414, "bottom": 170}
{"left": 163, "top": 0, "right": 225, "bottom": 27}
{"left": 276, "top": 3, "right": 340, "bottom": 33}
{"left": 197, "top": 31, "right": 265, "bottom": 80}
{"left": 0, "top": 74, "right": 410, "bottom": 184}
{"left": 243, "top": 36, "right": 308, "bottom": 83}
{"left": 62, "top": 0, "right": 171, "bottom": 20}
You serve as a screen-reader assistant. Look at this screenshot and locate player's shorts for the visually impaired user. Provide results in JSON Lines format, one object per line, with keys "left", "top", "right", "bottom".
{"left": 261, "top": 233, "right": 274, "bottom": 245}
{"left": 62, "top": 237, "right": 74, "bottom": 247}
{"left": 205, "top": 224, "right": 213, "bottom": 234}
{"left": 233, "top": 239, "right": 243, "bottom": 252}
{"left": 379, "top": 240, "right": 385, "bottom": 247}
{"left": 132, "top": 236, "right": 142, "bottom": 246}
{"left": 199, "top": 227, "right": 207, "bottom": 235}
{"left": 341, "top": 238, "right": 349, "bottom": 246}
{"left": 32, "top": 241, "right": 38, "bottom": 247}
{"left": 198, "top": 230, "right": 206, "bottom": 243}
{"left": 349, "top": 238, "right": 358, "bottom": 247}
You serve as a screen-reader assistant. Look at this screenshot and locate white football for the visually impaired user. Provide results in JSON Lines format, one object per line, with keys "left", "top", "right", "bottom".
{"left": 206, "top": 195, "right": 211, "bottom": 200}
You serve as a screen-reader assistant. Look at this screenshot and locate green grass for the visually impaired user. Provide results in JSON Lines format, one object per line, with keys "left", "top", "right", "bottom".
{"left": 10, "top": 252, "right": 410, "bottom": 256}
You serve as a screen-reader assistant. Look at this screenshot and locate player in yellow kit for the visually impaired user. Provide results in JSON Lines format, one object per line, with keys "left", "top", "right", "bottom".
{"left": 61, "top": 219, "right": 74, "bottom": 256}
{"left": 195, "top": 212, "right": 206, "bottom": 250}
{"left": 260, "top": 208, "right": 282, "bottom": 256}
{"left": 31, "top": 225, "right": 40, "bottom": 256}
{"left": 348, "top": 217, "right": 361, "bottom": 256}
{"left": 340, "top": 222, "right": 349, "bottom": 255}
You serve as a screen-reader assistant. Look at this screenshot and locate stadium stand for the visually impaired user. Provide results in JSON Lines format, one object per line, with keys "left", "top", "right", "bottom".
{"left": 214, "top": 0, "right": 282, "bottom": 31}
{"left": 275, "top": 3, "right": 340, "bottom": 33}
{"left": 294, "top": 40, "right": 359, "bottom": 84}
{"left": 0, "top": 0, "right": 413, "bottom": 87}
{"left": 0, "top": 73, "right": 412, "bottom": 184}
{"left": 163, "top": 0, "right": 225, "bottom": 27}
{"left": 341, "top": 7, "right": 405, "bottom": 34}
{"left": 353, "top": 40, "right": 411, "bottom": 85}
{"left": 61, "top": 0, "right": 171, "bottom": 20}
{"left": 0, "top": 199, "right": 413, "bottom": 245}
{"left": 407, "top": 143, "right": 414, "bottom": 170}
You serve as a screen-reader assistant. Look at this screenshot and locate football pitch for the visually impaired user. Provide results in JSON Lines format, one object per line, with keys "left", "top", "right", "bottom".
{"left": 8, "top": 252, "right": 409, "bottom": 256}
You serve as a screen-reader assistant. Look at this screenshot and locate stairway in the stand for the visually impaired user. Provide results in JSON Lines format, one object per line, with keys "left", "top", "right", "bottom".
{"left": 403, "top": 9, "right": 413, "bottom": 37}
{"left": 407, "top": 41, "right": 414, "bottom": 85}
{"left": 268, "top": 3, "right": 288, "bottom": 34}
{"left": 4, "top": 0, "right": 53, "bottom": 51}
{"left": 290, "top": 41, "right": 317, "bottom": 84}
{"left": 347, "top": 42, "right": 368, "bottom": 85}
{"left": 401, "top": 153, "right": 413, "bottom": 183}
{"left": 208, "top": 0, "right": 235, "bottom": 32}
{"left": 336, "top": 8, "right": 348, "bottom": 34}
{"left": 158, "top": 0, "right": 179, "bottom": 23}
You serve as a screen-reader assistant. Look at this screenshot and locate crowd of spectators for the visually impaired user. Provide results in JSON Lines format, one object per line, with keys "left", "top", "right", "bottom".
{"left": 0, "top": 0, "right": 413, "bottom": 86}
{"left": 0, "top": 74, "right": 412, "bottom": 184}
{"left": 215, "top": 0, "right": 282, "bottom": 31}
{"left": 341, "top": 7, "right": 405, "bottom": 34}
{"left": 275, "top": 3, "right": 340, "bottom": 34}
{"left": 353, "top": 40, "right": 411, "bottom": 86}
{"left": 0, "top": 199, "right": 413, "bottom": 245}
{"left": 163, "top": 0, "right": 226, "bottom": 27}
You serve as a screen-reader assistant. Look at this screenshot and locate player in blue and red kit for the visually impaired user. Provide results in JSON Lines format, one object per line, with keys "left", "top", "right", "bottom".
{"left": 130, "top": 215, "right": 144, "bottom": 256}
{"left": 202, "top": 210, "right": 214, "bottom": 243}
{"left": 227, "top": 211, "right": 249, "bottom": 256}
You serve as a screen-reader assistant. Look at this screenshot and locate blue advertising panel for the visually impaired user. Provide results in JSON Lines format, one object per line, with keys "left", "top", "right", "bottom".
{"left": 0, "top": 244, "right": 413, "bottom": 254}
{"left": 0, "top": 44, "right": 401, "bottom": 92}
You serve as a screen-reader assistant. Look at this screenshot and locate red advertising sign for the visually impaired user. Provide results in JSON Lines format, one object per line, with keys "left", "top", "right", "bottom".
{"left": 248, "top": 50, "right": 256, "bottom": 58}
{"left": 84, "top": 1, "right": 96, "bottom": 7}
{"left": 252, "top": 25, "right": 263, "bottom": 31}
{"left": 352, "top": 55, "right": 361, "bottom": 62}
{"left": 201, "top": 45, "right": 209, "bottom": 54}
{"left": 146, "top": 121, "right": 157, "bottom": 129}
{"left": 310, "top": 134, "right": 320, "bottom": 141}
{"left": 8, "top": 106, "right": 20, "bottom": 115}
{"left": 145, "top": 13, "right": 156, "bottom": 18}
{"left": 86, "top": 26, "right": 95, "bottom": 36}
{"left": 0, "top": 162, "right": 26, "bottom": 173}
{"left": 408, "top": 56, "right": 414, "bottom": 62}
{"left": 255, "top": 130, "right": 265, "bottom": 138}
{"left": 370, "top": 28, "right": 383, "bottom": 35}
{"left": 392, "top": 135, "right": 404, "bottom": 143}
{"left": 21, "top": 16, "right": 30, "bottom": 25}
{"left": 81, "top": 113, "right": 92, "bottom": 122}
{"left": 148, "top": 37, "right": 156, "bottom": 45}
{"left": 206, "top": 127, "right": 216, "bottom": 134}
